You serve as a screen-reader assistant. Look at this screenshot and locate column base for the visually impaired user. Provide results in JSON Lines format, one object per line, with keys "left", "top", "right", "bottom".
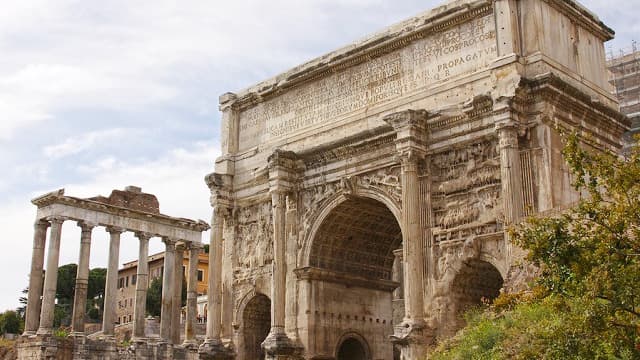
{"left": 390, "top": 319, "right": 434, "bottom": 360}
{"left": 261, "top": 331, "right": 302, "bottom": 360}
{"left": 199, "top": 339, "right": 234, "bottom": 360}
{"left": 35, "top": 328, "right": 52, "bottom": 336}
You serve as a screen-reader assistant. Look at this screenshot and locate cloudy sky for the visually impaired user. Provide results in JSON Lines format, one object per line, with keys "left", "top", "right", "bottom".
{"left": 0, "top": 0, "right": 636, "bottom": 311}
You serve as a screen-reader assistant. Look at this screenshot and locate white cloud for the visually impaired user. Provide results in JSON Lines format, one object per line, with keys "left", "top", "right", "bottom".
{"left": 43, "top": 128, "right": 128, "bottom": 159}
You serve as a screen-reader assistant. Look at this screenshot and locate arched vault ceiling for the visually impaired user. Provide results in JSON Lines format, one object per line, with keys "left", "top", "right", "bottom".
{"left": 310, "top": 197, "right": 401, "bottom": 281}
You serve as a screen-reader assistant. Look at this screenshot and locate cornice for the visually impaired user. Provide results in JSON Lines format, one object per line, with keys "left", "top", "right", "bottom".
{"left": 294, "top": 266, "right": 400, "bottom": 292}
{"left": 543, "top": 0, "right": 614, "bottom": 41}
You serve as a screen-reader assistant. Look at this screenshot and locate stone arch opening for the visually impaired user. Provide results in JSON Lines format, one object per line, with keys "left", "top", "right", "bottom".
{"left": 450, "top": 258, "right": 503, "bottom": 328}
{"left": 309, "top": 196, "right": 402, "bottom": 280}
{"left": 305, "top": 196, "right": 401, "bottom": 359}
{"left": 336, "top": 336, "right": 369, "bottom": 360}
{"left": 242, "top": 293, "right": 271, "bottom": 360}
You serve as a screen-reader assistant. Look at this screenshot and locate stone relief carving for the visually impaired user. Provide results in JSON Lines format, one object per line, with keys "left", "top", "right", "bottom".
{"left": 236, "top": 202, "right": 273, "bottom": 270}
{"left": 359, "top": 166, "right": 402, "bottom": 203}
{"left": 431, "top": 139, "right": 503, "bottom": 241}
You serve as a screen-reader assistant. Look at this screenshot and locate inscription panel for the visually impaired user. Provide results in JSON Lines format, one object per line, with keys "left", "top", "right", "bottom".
{"left": 238, "top": 14, "right": 497, "bottom": 151}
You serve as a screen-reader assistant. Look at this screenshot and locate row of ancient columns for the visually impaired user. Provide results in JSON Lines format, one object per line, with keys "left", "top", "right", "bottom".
{"left": 22, "top": 216, "right": 202, "bottom": 346}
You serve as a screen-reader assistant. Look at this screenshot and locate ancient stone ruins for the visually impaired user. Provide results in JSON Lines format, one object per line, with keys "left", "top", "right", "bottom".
{"left": 19, "top": 0, "right": 630, "bottom": 359}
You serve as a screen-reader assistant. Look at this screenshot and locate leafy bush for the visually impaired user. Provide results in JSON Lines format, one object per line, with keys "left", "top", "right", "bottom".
{"left": 0, "top": 311, "right": 23, "bottom": 335}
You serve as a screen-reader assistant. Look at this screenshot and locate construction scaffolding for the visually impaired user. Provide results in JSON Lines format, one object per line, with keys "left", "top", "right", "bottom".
{"left": 608, "top": 41, "right": 640, "bottom": 150}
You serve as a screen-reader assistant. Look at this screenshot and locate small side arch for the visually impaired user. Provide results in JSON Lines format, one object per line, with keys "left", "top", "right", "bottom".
{"left": 335, "top": 331, "right": 371, "bottom": 360}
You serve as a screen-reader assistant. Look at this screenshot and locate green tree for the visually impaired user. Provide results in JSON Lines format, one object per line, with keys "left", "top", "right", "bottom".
{"left": 87, "top": 267, "right": 107, "bottom": 319}
{"left": 431, "top": 134, "right": 640, "bottom": 359}
{"left": 146, "top": 277, "right": 163, "bottom": 317}
{"left": 145, "top": 275, "right": 188, "bottom": 318}
{"left": 0, "top": 310, "right": 23, "bottom": 335}
{"left": 56, "top": 263, "right": 77, "bottom": 305}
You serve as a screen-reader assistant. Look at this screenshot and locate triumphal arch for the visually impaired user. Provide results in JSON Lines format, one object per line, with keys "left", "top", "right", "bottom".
{"left": 203, "top": 0, "right": 628, "bottom": 359}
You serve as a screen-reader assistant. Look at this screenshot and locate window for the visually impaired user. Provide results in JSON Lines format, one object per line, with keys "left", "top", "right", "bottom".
{"left": 125, "top": 276, "right": 129, "bottom": 287}
{"left": 197, "top": 270, "right": 204, "bottom": 282}
{"left": 131, "top": 274, "right": 137, "bottom": 285}
{"left": 130, "top": 298, "right": 133, "bottom": 307}
{"left": 128, "top": 315, "right": 132, "bottom": 323}
{"left": 118, "top": 277, "right": 124, "bottom": 289}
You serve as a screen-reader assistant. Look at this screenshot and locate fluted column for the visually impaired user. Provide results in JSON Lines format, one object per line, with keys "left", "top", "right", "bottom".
{"left": 160, "top": 237, "right": 176, "bottom": 342}
{"left": 36, "top": 217, "right": 64, "bottom": 335}
{"left": 71, "top": 222, "right": 95, "bottom": 336}
{"left": 172, "top": 243, "right": 185, "bottom": 344}
{"left": 269, "top": 190, "right": 287, "bottom": 336}
{"left": 23, "top": 219, "right": 49, "bottom": 335}
{"left": 204, "top": 206, "right": 225, "bottom": 344}
{"left": 133, "top": 232, "right": 151, "bottom": 340}
{"left": 384, "top": 109, "right": 430, "bottom": 358}
{"left": 200, "top": 172, "right": 233, "bottom": 358}
{"left": 184, "top": 243, "right": 201, "bottom": 345}
{"left": 497, "top": 122, "right": 524, "bottom": 224}
{"left": 400, "top": 153, "right": 425, "bottom": 325}
{"left": 102, "top": 227, "right": 124, "bottom": 337}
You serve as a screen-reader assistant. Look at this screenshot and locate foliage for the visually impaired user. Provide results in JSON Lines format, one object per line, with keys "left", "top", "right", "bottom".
{"left": 87, "top": 267, "right": 107, "bottom": 320}
{"left": 0, "top": 311, "right": 23, "bottom": 335}
{"left": 431, "top": 133, "right": 640, "bottom": 358}
{"left": 146, "top": 277, "right": 163, "bottom": 317}
{"left": 432, "top": 294, "right": 639, "bottom": 360}
{"left": 52, "top": 326, "right": 70, "bottom": 339}
{"left": 17, "top": 288, "right": 28, "bottom": 319}
{"left": 511, "top": 133, "right": 640, "bottom": 355}
{"left": 145, "top": 275, "right": 188, "bottom": 317}
{"left": 55, "top": 263, "right": 77, "bottom": 305}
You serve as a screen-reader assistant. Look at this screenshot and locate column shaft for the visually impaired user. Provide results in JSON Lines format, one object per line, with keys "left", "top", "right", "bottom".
{"left": 270, "top": 191, "right": 286, "bottom": 334}
{"left": 498, "top": 125, "right": 524, "bottom": 224}
{"left": 102, "top": 228, "right": 123, "bottom": 336}
{"left": 172, "top": 245, "right": 185, "bottom": 344}
{"left": 160, "top": 237, "right": 176, "bottom": 341}
{"left": 37, "top": 217, "right": 63, "bottom": 335}
{"left": 184, "top": 244, "right": 200, "bottom": 344}
{"left": 71, "top": 222, "right": 94, "bottom": 335}
{"left": 133, "top": 233, "right": 150, "bottom": 340}
{"left": 24, "top": 220, "right": 49, "bottom": 335}
{"left": 401, "top": 156, "right": 425, "bottom": 324}
{"left": 205, "top": 207, "right": 224, "bottom": 343}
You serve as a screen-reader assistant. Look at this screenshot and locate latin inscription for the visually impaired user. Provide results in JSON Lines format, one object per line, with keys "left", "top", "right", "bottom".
{"left": 238, "top": 15, "right": 497, "bottom": 150}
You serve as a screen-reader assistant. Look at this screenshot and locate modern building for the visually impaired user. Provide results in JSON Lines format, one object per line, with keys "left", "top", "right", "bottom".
{"left": 608, "top": 43, "right": 640, "bottom": 151}
{"left": 116, "top": 250, "right": 209, "bottom": 326}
